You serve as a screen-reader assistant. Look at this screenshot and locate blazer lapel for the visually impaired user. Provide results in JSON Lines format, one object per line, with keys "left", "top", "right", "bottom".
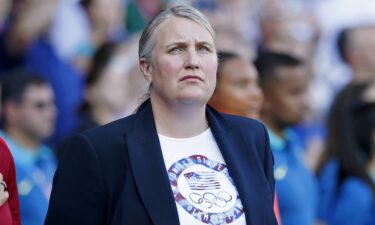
{"left": 207, "top": 107, "right": 270, "bottom": 225}
{"left": 125, "top": 101, "right": 180, "bottom": 225}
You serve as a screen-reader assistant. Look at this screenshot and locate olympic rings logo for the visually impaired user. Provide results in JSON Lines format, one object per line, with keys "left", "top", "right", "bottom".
{"left": 189, "top": 191, "right": 233, "bottom": 208}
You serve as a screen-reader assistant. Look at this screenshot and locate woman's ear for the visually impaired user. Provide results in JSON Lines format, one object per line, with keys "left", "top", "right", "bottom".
{"left": 139, "top": 58, "right": 152, "bottom": 82}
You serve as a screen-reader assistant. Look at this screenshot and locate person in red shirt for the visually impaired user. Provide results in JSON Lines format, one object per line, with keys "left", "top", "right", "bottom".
{"left": 0, "top": 137, "right": 21, "bottom": 225}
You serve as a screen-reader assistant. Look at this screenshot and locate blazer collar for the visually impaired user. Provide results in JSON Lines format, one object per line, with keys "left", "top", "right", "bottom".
{"left": 125, "top": 100, "right": 180, "bottom": 225}
{"left": 126, "top": 100, "right": 265, "bottom": 225}
{"left": 207, "top": 107, "right": 272, "bottom": 224}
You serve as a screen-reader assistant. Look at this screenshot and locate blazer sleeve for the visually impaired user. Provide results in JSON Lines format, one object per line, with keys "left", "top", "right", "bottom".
{"left": 45, "top": 133, "right": 107, "bottom": 225}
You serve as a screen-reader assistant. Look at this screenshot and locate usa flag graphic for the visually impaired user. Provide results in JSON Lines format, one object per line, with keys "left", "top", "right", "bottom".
{"left": 184, "top": 171, "right": 221, "bottom": 190}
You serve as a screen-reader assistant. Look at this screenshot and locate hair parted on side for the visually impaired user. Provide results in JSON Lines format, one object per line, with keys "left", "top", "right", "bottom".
{"left": 138, "top": 4, "right": 215, "bottom": 63}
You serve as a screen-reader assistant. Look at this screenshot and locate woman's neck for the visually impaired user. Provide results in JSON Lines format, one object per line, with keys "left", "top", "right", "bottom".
{"left": 150, "top": 95, "right": 208, "bottom": 138}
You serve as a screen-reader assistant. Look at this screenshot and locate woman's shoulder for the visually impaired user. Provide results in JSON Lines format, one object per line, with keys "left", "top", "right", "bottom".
{"left": 340, "top": 177, "right": 374, "bottom": 205}
{"left": 318, "top": 160, "right": 374, "bottom": 203}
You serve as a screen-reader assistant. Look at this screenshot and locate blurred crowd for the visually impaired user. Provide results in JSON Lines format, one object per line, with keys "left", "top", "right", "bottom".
{"left": 0, "top": 0, "right": 374, "bottom": 224}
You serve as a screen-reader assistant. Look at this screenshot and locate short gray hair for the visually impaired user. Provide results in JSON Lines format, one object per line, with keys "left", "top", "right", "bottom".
{"left": 138, "top": 5, "right": 216, "bottom": 63}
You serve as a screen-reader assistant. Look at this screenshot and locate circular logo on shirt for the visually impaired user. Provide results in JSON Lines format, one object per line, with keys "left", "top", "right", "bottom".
{"left": 168, "top": 155, "right": 244, "bottom": 225}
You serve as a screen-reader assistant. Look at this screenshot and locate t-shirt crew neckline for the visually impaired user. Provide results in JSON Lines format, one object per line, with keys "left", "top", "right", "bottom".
{"left": 158, "top": 128, "right": 211, "bottom": 142}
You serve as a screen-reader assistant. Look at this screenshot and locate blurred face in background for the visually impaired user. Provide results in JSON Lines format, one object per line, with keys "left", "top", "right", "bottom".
{"left": 14, "top": 84, "right": 56, "bottom": 140}
{"left": 259, "top": 0, "right": 318, "bottom": 62}
{"left": 86, "top": 53, "right": 131, "bottom": 115}
{"left": 209, "top": 58, "right": 263, "bottom": 119}
{"left": 4, "top": 0, "right": 58, "bottom": 41}
{"left": 86, "top": 49, "right": 149, "bottom": 117}
{"left": 87, "top": 0, "right": 124, "bottom": 31}
{"left": 262, "top": 66, "right": 309, "bottom": 128}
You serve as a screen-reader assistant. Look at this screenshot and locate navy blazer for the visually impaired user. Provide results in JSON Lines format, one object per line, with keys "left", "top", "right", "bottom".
{"left": 45, "top": 100, "right": 277, "bottom": 225}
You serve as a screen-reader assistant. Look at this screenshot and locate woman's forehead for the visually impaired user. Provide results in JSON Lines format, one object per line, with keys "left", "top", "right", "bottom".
{"left": 154, "top": 16, "right": 215, "bottom": 44}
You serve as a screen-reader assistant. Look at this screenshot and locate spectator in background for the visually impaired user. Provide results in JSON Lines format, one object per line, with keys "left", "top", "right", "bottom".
{"left": 209, "top": 51, "right": 282, "bottom": 225}
{"left": 77, "top": 40, "right": 149, "bottom": 132}
{"left": 74, "top": 0, "right": 126, "bottom": 72}
{"left": 0, "top": 0, "right": 83, "bottom": 146}
{"left": 0, "top": 70, "right": 57, "bottom": 225}
{"left": 0, "top": 137, "right": 21, "bottom": 225}
{"left": 337, "top": 25, "right": 375, "bottom": 84}
{"left": 258, "top": 0, "right": 326, "bottom": 173}
{"left": 312, "top": 0, "right": 375, "bottom": 118}
{"left": 258, "top": 0, "right": 319, "bottom": 62}
{"left": 315, "top": 26, "right": 375, "bottom": 224}
{"left": 317, "top": 82, "right": 375, "bottom": 225}
{"left": 255, "top": 51, "right": 318, "bottom": 225}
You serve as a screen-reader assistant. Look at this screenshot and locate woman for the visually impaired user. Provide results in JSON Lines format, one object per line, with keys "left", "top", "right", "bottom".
{"left": 77, "top": 41, "right": 149, "bottom": 132}
{"left": 45, "top": 5, "right": 277, "bottom": 225}
{"left": 317, "top": 82, "right": 375, "bottom": 225}
{"left": 0, "top": 137, "right": 21, "bottom": 225}
{"left": 209, "top": 51, "right": 281, "bottom": 225}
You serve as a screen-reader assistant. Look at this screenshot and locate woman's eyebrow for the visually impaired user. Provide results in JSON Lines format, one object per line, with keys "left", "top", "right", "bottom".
{"left": 166, "top": 42, "right": 188, "bottom": 47}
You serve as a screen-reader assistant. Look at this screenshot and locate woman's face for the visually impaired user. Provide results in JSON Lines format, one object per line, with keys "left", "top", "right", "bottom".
{"left": 87, "top": 59, "right": 129, "bottom": 113}
{"left": 141, "top": 17, "right": 218, "bottom": 106}
{"left": 210, "top": 58, "right": 263, "bottom": 119}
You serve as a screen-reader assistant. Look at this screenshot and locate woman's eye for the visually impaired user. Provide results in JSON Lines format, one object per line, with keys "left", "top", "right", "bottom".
{"left": 169, "top": 47, "right": 182, "bottom": 53}
{"left": 198, "top": 46, "right": 210, "bottom": 53}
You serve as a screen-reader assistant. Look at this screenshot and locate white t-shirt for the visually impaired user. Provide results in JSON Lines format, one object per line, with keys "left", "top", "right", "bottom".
{"left": 159, "top": 128, "right": 247, "bottom": 225}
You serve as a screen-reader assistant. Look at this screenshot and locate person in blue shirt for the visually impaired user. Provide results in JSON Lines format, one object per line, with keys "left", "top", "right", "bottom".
{"left": 254, "top": 51, "right": 318, "bottom": 225}
{"left": 0, "top": 70, "right": 57, "bottom": 225}
{"left": 0, "top": 0, "right": 83, "bottom": 146}
{"left": 317, "top": 82, "right": 375, "bottom": 225}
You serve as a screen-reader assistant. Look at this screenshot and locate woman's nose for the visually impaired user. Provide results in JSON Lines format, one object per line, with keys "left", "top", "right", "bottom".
{"left": 185, "top": 49, "right": 200, "bottom": 69}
